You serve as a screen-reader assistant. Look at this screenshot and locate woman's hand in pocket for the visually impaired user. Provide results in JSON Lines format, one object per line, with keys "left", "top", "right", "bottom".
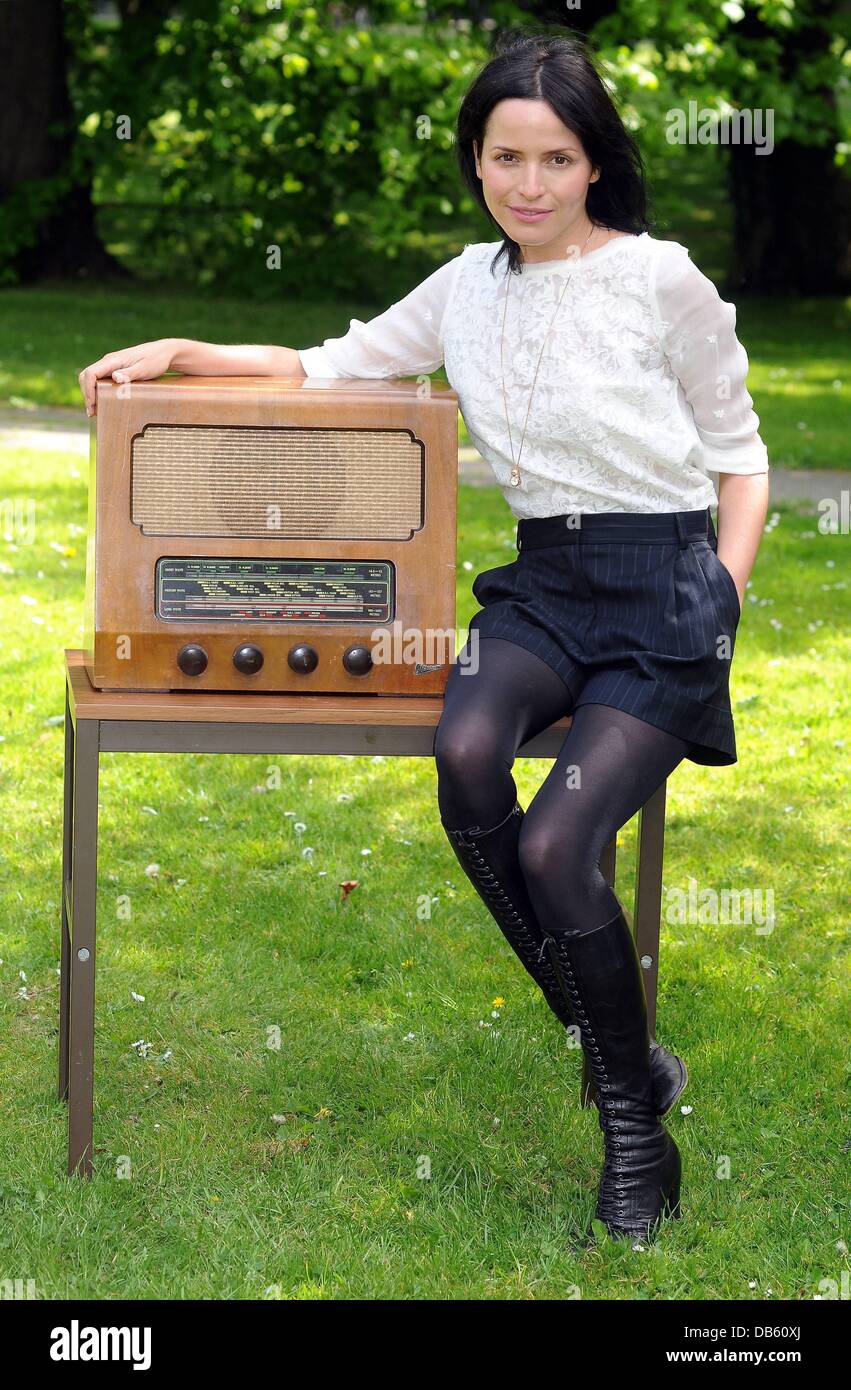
{"left": 716, "top": 551, "right": 745, "bottom": 618}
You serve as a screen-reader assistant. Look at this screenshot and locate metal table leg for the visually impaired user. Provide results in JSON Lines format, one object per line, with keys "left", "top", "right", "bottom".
{"left": 64, "top": 705, "right": 100, "bottom": 1177}
{"left": 58, "top": 678, "right": 73, "bottom": 1103}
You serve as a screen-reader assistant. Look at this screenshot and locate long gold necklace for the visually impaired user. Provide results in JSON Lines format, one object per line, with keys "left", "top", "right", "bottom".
{"left": 499, "top": 222, "right": 596, "bottom": 488}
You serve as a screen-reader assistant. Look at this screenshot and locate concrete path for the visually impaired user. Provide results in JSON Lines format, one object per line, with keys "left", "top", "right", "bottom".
{"left": 1, "top": 406, "right": 846, "bottom": 505}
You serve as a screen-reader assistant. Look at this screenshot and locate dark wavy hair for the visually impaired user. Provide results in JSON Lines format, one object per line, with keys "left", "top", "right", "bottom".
{"left": 455, "top": 28, "right": 652, "bottom": 277}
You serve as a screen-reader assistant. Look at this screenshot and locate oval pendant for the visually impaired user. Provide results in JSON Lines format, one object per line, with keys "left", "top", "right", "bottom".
{"left": 509, "top": 470, "right": 521, "bottom": 487}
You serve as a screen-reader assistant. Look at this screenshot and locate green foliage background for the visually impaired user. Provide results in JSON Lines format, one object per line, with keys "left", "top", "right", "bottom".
{"left": 2, "top": 0, "right": 848, "bottom": 296}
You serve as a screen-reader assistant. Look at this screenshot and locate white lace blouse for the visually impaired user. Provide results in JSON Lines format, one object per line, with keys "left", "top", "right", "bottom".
{"left": 297, "top": 232, "right": 769, "bottom": 517}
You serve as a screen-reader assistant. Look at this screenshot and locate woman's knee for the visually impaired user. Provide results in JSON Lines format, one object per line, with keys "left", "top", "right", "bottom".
{"left": 433, "top": 718, "right": 500, "bottom": 786}
{"left": 517, "top": 815, "right": 562, "bottom": 882}
{"left": 517, "top": 808, "right": 594, "bottom": 887}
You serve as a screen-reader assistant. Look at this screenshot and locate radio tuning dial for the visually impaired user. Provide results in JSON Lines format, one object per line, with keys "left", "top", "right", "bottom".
{"left": 232, "top": 643, "right": 264, "bottom": 674}
{"left": 177, "top": 644, "right": 208, "bottom": 677}
{"left": 288, "top": 644, "right": 319, "bottom": 674}
{"left": 343, "top": 645, "right": 374, "bottom": 677}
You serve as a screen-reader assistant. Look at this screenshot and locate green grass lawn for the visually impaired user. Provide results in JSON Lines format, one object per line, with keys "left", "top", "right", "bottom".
{"left": 1, "top": 281, "right": 849, "bottom": 469}
{"left": 0, "top": 439, "right": 848, "bottom": 1298}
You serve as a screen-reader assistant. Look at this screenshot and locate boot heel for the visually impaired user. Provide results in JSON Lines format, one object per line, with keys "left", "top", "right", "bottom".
{"left": 663, "top": 1184, "right": 682, "bottom": 1220}
{"left": 656, "top": 1055, "right": 689, "bottom": 1117}
{"left": 663, "top": 1147, "right": 682, "bottom": 1220}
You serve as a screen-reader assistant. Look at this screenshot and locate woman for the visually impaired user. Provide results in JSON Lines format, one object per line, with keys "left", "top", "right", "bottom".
{"left": 79, "top": 31, "right": 770, "bottom": 1244}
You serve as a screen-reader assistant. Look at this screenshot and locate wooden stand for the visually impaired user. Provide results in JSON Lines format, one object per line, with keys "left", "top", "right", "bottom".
{"left": 59, "top": 649, "right": 667, "bottom": 1177}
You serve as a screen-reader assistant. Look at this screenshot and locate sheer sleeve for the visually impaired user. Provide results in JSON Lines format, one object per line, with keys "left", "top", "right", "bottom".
{"left": 297, "top": 248, "right": 467, "bottom": 379}
{"left": 651, "top": 241, "right": 769, "bottom": 475}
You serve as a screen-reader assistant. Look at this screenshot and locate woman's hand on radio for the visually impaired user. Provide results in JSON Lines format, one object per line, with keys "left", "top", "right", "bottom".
{"left": 78, "top": 340, "right": 176, "bottom": 416}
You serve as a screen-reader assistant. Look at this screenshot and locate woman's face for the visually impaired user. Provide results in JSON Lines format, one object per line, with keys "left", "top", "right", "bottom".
{"left": 473, "top": 98, "right": 600, "bottom": 263}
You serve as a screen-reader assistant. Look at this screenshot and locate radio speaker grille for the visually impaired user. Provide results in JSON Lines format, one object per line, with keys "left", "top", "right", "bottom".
{"left": 131, "top": 425, "right": 424, "bottom": 538}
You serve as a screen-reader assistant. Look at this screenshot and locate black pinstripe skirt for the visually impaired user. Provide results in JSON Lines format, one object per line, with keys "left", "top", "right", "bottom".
{"left": 466, "top": 507, "right": 741, "bottom": 767}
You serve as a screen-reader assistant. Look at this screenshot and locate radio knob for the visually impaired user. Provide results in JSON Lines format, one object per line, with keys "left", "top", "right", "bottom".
{"left": 177, "top": 644, "right": 208, "bottom": 677}
{"left": 288, "top": 644, "right": 319, "bottom": 674}
{"left": 233, "top": 643, "right": 264, "bottom": 674}
{"left": 343, "top": 644, "right": 374, "bottom": 677}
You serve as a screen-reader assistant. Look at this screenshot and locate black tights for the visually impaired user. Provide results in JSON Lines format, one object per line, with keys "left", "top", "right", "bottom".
{"left": 434, "top": 637, "right": 691, "bottom": 936}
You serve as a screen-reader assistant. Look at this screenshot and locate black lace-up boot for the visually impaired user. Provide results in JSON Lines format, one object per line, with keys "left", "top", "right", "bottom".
{"left": 441, "top": 800, "right": 687, "bottom": 1117}
{"left": 540, "top": 910, "right": 682, "bottom": 1241}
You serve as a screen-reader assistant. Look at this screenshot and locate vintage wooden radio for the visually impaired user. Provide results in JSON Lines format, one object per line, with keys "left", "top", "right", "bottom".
{"left": 83, "top": 375, "right": 459, "bottom": 694}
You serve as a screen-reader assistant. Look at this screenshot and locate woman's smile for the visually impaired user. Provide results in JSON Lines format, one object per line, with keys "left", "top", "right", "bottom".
{"left": 509, "top": 207, "right": 553, "bottom": 222}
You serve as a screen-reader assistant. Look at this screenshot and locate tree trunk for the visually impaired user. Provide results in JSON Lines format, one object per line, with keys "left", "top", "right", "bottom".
{"left": 729, "top": 137, "right": 851, "bottom": 294}
{"left": 0, "top": 0, "right": 129, "bottom": 283}
{"left": 727, "top": 0, "right": 851, "bottom": 294}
